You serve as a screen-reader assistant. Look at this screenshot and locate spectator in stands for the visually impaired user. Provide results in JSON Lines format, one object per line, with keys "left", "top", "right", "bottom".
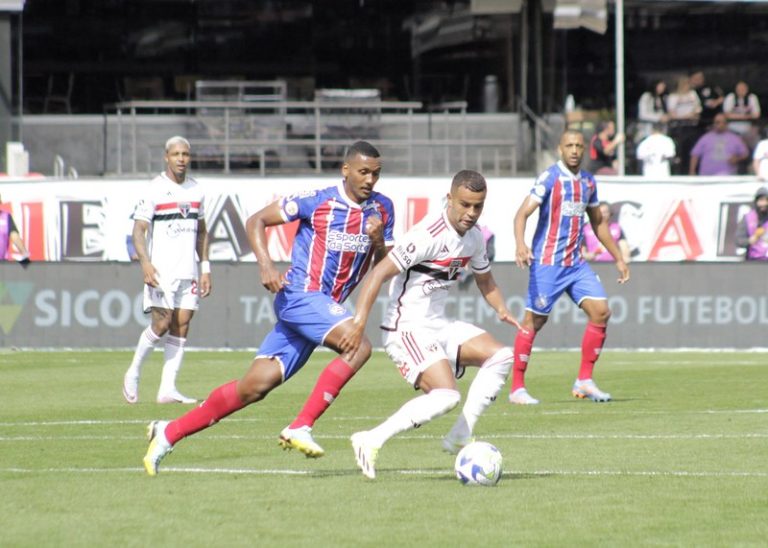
{"left": 689, "top": 113, "right": 749, "bottom": 176}
{"left": 752, "top": 131, "right": 768, "bottom": 180}
{"left": 588, "top": 120, "right": 625, "bottom": 175}
{"left": 667, "top": 76, "right": 702, "bottom": 174}
{"left": 690, "top": 71, "right": 725, "bottom": 132}
{"left": 722, "top": 81, "right": 761, "bottom": 149}
{"left": 0, "top": 194, "right": 30, "bottom": 265}
{"left": 582, "top": 201, "right": 631, "bottom": 263}
{"left": 636, "top": 122, "right": 677, "bottom": 178}
{"left": 636, "top": 79, "right": 669, "bottom": 141}
{"left": 735, "top": 186, "right": 768, "bottom": 260}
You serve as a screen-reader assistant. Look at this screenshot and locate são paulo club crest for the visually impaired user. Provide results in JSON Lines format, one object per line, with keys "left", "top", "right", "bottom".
{"left": 178, "top": 202, "right": 191, "bottom": 218}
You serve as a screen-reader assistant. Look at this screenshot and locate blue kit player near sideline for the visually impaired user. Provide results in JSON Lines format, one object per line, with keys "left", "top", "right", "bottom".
{"left": 508, "top": 129, "right": 630, "bottom": 405}
{"left": 142, "top": 141, "right": 395, "bottom": 475}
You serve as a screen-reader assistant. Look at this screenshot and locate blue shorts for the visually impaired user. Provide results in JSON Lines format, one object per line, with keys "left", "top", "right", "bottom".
{"left": 255, "top": 290, "right": 352, "bottom": 381}
{"left": 526, "top": 261, "right": 606, "bottom": 315}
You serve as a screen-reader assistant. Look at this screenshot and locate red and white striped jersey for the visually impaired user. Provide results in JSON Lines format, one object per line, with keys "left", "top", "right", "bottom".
{"left": 133, "top": 172, "right": 204, "bottom": 280}
{"left": 382, "top": 209, "right": 490, "bottom": 331}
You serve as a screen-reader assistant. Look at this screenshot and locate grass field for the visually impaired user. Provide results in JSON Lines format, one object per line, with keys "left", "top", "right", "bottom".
{"left": 1, "top": 349, "right": 766, "bottom": 547}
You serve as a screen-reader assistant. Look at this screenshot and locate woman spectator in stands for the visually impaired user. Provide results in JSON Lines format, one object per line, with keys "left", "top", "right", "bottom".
{"left": 636, "top": 79, "right": 669, "bottom": 142}
{"left": 735, "top": 186, "right": 768, "bottom": 261}
{"left": 667, "top": 76, "right": 702, "bottom": 174}
{"left": 723, "top": 81, "right": 761, "bottom": 151}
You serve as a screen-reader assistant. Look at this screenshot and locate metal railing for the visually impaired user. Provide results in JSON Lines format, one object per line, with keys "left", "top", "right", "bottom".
{"left": 105, "top": 100, "right": 519, "bottom": 177}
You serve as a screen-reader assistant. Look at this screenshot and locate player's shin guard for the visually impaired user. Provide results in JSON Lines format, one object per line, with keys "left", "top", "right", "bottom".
{"left": 578, "top": 322, "right": 607, "bottom": 380}
{"left": 448, "top": 347, "right": 513, "bottom": 442}
{"left": 510, "top": 328, "right": 536, "bottom": 393}
{"left": 367, "top": 389, "right": 461, "bottom": 447}
{"left": 289, "top": 357, "right": 355, "bottom": 429}
{"left": 164, "top": 380, "right": 245, "bottom": 445}
{"left": 159, "top": 335, "right": 186, "bottom": 394}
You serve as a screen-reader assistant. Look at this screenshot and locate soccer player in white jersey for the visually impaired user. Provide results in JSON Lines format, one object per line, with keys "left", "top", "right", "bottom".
{"left": 122, "top": 136, "right": 211, "bottom": 404}
{"left": 338, "top": 169, "right": 520, "bottom": 479}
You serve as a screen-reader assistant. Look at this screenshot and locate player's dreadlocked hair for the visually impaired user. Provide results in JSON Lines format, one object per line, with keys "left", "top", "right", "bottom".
{"left": 345, "top": 141, "right": 381, "bottom": 162}
{"left": 451, "top": 169, "right": 487, "bottom": 193}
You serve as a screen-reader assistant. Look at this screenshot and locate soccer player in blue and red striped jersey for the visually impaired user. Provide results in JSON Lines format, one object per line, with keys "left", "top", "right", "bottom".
{"left": 142, "top": 141, "right": 396, "bottom": 475}
{"left": 508, "top": 130, "right": 630, "bottom": 405}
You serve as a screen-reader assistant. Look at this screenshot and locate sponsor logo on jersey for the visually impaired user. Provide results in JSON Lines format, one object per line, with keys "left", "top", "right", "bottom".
{"left": 393, "top": 244, "right": 413, "bottom": 266}
{"left": 561, "top": 200, "right": 587, "bottom": 217}
{"left": 166, "top": 221, "right": 197, "bottom": 238}
{"left": 327, "top": 230, "right": 370, "bottom": 253}
{"left": 421, "top": 278, "right": 448, "bottom": 295}
{"left": 534, "top": 184, "right": 546, "bottom": 197}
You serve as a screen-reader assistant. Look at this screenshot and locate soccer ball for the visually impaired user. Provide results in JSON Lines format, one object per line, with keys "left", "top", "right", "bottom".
{"left": 454, "top": 441, "right": 503, "bottom": 486}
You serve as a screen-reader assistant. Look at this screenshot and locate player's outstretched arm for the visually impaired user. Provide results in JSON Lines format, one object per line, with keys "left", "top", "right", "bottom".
{"left": 514, "top": 196, "right": 538, "bottom": 268}
{"left": 338, "top": 256, "right": 399, "bottom": 354}
{"left": 474, "top": 271, "right": 521, "bottom": 330}
{"left": 246, "top": 201, "right": 288, "bottom": 293}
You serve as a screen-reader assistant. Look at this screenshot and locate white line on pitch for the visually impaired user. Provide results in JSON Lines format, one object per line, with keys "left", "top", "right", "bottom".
{"left": 2, "top": 408, "right": 767, "bottom": 427}
{"left": 1, "top": 432, "right": 767, "bottom": 442}
{"left": 0, "top": 467, "right": 765, "bottom": 479}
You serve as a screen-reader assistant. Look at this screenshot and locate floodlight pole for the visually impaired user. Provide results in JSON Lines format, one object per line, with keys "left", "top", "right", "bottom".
{"left": 615, "top": 0, "right": 625, "bottom": 175}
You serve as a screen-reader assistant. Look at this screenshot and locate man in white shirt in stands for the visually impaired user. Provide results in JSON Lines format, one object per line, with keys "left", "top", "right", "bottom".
{"left": 122, "top": 136, "right": 212, "bottom": 404}
{"left": 636, "top": 122, "right": 677, "bottom": 178}
{"left": 752, "top": 135, "right": 768, "bottom": 181}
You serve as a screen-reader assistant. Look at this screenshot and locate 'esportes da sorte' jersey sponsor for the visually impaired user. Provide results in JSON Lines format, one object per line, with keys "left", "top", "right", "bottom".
{"left": 383, "top": 209, "right": 490, "bottom": 331}
{"left": 279, "top": 181, "right": 395, "bottom": 303}
{"left": 133, "top": 172, "right": 204, "bottom": 280}
{"left": 530, "top": 161, "right": 599, "bottom": 266}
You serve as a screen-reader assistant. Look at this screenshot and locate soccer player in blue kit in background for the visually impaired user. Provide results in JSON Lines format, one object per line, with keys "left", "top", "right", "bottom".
{"left": 142, "top": 141, "right": 396, "bottom": 475}
{"left": 508, "top": 129, "right": 630, "bottom": 406}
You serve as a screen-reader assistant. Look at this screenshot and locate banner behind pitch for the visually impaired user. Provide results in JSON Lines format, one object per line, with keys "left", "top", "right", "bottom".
{"left": 0, "top": 262, "right": 763, "bottom": 349}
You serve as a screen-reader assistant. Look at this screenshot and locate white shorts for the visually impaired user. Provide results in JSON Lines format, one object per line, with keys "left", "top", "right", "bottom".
{"left": 143, "top": 278, "right": 199, "bottom": 313}
{"left": 382, "top": 320, "right": 485, "bottom": 387}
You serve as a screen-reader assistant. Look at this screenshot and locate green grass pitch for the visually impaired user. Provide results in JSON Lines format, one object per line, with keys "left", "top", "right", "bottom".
{"left": 1, "top": 349, "right": 766, "bottom": 546}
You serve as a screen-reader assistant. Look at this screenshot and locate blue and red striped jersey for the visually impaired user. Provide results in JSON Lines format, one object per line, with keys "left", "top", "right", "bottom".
{"left": 279, "top": 181, "right": 395, "bottom": 303}
{"left": 529, "top": 161, "right": 599, "bottom": 266}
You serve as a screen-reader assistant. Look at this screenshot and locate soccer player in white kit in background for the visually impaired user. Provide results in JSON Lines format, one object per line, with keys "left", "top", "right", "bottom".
{"left": 337, "top": 169, "right": 520, "bottom": 479}
{"left": 122, "top": 136, "right": 212, "bottom": 404}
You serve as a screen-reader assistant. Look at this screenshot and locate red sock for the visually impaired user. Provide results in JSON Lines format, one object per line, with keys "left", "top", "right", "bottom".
{"left": 289, "top": 357, "right": 355, "bottom": 429}
{"left": 510, "top": 328, "right": 536, "bottom": 392}
{"left": 165, "top": 380, "right": 245, "bottom": 445}
{"left": 578, "top": 322, "right": 607, "bottom": 380}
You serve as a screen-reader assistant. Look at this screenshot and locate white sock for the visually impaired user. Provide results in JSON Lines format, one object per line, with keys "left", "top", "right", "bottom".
{"left": 367, "top": 388, "right": 461, "bottom": 447}
{"left": 158, "top": 335, "right": 186, "bottom": 395}
{"left": 447, "top": 347, "right": 513, "bottom": 442}
{"left": 126, "top": 327, "right": 162, "bottom": 378}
